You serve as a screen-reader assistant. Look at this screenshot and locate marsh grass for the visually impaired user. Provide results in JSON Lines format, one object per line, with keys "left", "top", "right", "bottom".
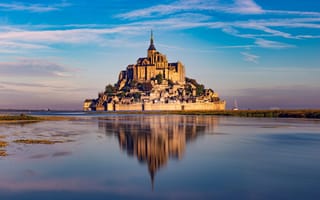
{"left": 0, "top": 150, "right": 7, "bottom": 156}
{"left": 0, "top": 114, "right": 73, "bottom": 123}
{"left": 13, "top": 139, "right": 64, "bottom": 145}
{"left": 0, "top": 114, "right": 40, "bottom": 121}
{"left": 0, "top": 140, "right": 8, "bottom": 147}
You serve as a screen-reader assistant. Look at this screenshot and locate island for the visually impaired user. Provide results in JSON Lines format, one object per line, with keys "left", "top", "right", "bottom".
{"left": 83, "top": 32, "right": 226, "bottom": 111}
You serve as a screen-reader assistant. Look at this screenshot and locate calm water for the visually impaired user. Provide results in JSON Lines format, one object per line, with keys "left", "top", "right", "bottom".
{"left": 1, "top": 114, "right": 320, "bottom": 199}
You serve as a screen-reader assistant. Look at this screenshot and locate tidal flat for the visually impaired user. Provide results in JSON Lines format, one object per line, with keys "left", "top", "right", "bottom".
{"left": 0, "top": 114, "right": 320, "bottom": 200}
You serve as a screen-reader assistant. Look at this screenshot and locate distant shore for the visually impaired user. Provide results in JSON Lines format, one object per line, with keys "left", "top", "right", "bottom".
{"left": 92, "top": 109, "right": 320, "bottom": 119}
{"left": 1, "top": 110, "right": 320, "bottom": 121}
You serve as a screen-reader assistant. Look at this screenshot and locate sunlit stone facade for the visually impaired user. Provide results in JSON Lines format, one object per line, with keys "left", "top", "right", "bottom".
{"left": 121, "top": 31, "right": 185, "bottom": 85}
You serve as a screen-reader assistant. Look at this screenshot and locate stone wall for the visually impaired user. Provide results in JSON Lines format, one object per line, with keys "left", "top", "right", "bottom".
{"left": 183, "top": 102, "right": 226, "bottom": 111}
{"left": 115, "top": 103, "right": 143, "bottom": 111}
{"left": 144, "top": 103, "right": 182, "bottom": 111}
{"left": 107, "top": 101, "right": 226, "bottom": 111}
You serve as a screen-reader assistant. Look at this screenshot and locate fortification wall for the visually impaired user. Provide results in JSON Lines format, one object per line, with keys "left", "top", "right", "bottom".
{"left": 115, "top": 103, "right": 143, "bottom": 111}
{"left": 182, "top": 102, "right": 226, "bottom": 111}
{"left": 144, "top": 103, "right": 182, "bottom": 111}
{"left": 107, "top": 101, "right": 225, "bottom": 111}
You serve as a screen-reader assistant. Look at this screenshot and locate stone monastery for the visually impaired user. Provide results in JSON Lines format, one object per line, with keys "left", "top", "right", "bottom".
{"left": 120, "top": 31, "right": 185, "bottom": 86}
{"left": 84, "top": 32, "right": 226, "bottom": 111}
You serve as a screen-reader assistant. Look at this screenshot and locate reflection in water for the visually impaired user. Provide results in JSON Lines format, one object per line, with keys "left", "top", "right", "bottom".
{"left": 98, "top": 115, "right": 219, "bottom": 189}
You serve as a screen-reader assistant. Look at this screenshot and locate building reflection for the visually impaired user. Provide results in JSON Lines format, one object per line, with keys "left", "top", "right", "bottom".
{"left": 98, "top": 115, "right": 219, "bottom": 189}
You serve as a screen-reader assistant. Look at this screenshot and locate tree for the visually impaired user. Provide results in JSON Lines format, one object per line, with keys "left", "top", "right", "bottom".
{"left": 129, "top": 80, "right": 137, "bottom": 88}
{"left": 138, "top": 82, "right": 153, "bottom": 91}
{"left": 196, "top": 84, "right": 205, "bottom": 96}
{"left": 185, "top": 84, "right": 193, "bottom": 95}
{"left": 122, "top": 86, "right": 130, "bottom": 93}
{"left": 155, "top": 73, "right": 163, "bottom": 84}
{"left": 133, "top": 92, "right": 141, "bottom": 101}
{"left": 105, "top": 84, "right": 115, "bottom": 95}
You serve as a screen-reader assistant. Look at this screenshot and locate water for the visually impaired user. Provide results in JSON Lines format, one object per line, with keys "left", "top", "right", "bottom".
{"left": 0, "top": 114, "right": 320, "bottom": 199}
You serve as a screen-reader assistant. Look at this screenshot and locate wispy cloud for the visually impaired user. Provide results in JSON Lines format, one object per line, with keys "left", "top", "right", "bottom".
{"left": 0, "top": 41, "right": 50, "bottom": 53}
{"left": 115, "top": 0, "right": 320, "bottom": 52}
{"left": 265, "top": 9, "right": 320, "bottom": 17}
{"left": 118, "top": 0, "right": 320, "bottom": 20}
{"left": 0, "top": 58, "right": 73, "bottom": 77}
{"left": 0, "top": 81, "right": 54, "bottom": 88}
{"left": 0, "top": 26, "right": 138, "bottom": 46}
{"left": 255, "top": 38, "right": 295, "bottom": 49}
{"left": 0, "top": 1, "right": 70, "bottom": 12}
{"left": 117, "top": 0, "right": 264, "bottom": 19}
{"left": 241, "top": 52, "right": 259, "bottom": 63}
{"left": 227, "top": 0, "right": 264, "bottom": 14}
{"left": 0, "top": 1, "right": 318, "bottom": 57}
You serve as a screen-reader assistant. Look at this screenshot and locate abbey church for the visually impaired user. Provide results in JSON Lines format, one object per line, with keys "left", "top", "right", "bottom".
{"left": 118, "top": 31, "right": 185, "bottom": 89}
{"left": 84, "top": 32, "right": 226, "bottom": 111}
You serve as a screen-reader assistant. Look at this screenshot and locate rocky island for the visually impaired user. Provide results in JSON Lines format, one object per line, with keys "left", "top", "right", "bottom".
{"left": 84, "top": 32, "right": 226, "bottom": 111}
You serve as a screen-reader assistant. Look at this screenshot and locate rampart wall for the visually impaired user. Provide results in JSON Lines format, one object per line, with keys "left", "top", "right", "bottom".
{"left": 108, "top": 101, "right": 226, "bottom": 111}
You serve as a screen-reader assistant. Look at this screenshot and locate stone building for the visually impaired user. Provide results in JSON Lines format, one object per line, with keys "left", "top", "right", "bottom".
{"left": 83, "top": 31, "right": 226, "bottom": 111}
{"left": 118, "top": 31, "right": 185, "bottom": 89}
{"left": 83, "top": 99, "right": 95, "bottom": 111}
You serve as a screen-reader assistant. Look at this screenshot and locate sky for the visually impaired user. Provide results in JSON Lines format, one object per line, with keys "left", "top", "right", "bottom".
{"left": 0, "top": 0, "right": 319, "bottom": 110}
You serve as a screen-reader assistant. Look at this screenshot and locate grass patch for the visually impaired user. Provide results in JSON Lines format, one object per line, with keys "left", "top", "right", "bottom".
{"left": 0, "top": 150, "right": 7, "bottom": 157}
{"left": 0, "top": 114, "right": 41, "bottom": 121}
{"left": 13, "top": 139, "right": 64, "bottom": 145}
{"left": 0, "top": 141, "right": 8, "bottom": 147}
{"left": 0, "top": 114, "right": 73, "bottom": 123}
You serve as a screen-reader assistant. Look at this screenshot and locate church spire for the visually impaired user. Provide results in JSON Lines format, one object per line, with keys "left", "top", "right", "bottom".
{"left": 151, "top": 30, "right": 154, "bottom": 45}
{"left": 148, "top": 30, "right": 156, "bottom": 51}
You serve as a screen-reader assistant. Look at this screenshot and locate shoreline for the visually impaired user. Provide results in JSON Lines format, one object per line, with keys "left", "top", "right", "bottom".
{"left": 89, "top": 109, "right": 320, "bottom": 119}
{"left": 1, "top": 109, "right": 320, "bottom": 121}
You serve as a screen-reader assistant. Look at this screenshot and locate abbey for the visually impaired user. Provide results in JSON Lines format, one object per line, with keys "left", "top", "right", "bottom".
{"left": 84, "top": 32, "right": 226, "bottom": 111}
{"left": 118, "top": 31, "right": 185, "bottom": 90}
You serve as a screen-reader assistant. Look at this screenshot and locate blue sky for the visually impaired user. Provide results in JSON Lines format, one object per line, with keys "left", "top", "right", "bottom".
{"left": 0, "top": 0, "right": 319, "bottom": 110}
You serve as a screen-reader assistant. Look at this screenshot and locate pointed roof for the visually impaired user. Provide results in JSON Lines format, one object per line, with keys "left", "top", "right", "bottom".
{"left": 148, "top": 30, "right": 156, "bottom": 51}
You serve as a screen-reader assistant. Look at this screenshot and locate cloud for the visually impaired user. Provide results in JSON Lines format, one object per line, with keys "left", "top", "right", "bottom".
{"left": 0, "top": 41, "right": 50, "bottom": 53}
{"left": 255, "top": 38, "right": 295, "bottom": 49}
{"left": 0, "top": 26, "right": 139, "bottom": 49}
{"left": 115, "top": 0, "right": 320, "bottom": 51}
{"left": 0, "top": 1, "right": 318, "bottom": 56}
{"left": 228, "top": 0, "right": 264, "bottom": 14}
{"left": 0, "top": 81, "right": 53, "bottom": 88}
{"left": 117, "top": 0, "right": 264, "bottom": 19}
{"left": 0, "top": 58, "right": 72, "bottom": 77}
{"left": 266, "top": 10, "right": 320, "bottom": 17}
{"left": 241, "top": 52, "right": 259, "bottom": 63}
{"left": 0, "top": 1, "right": 70, "bottom": 12}
{"left": 116, "top": 1, "right": 192, "bottom": 19}
{"left": 117, "top": 0, "right": 320, "bottom": 20}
